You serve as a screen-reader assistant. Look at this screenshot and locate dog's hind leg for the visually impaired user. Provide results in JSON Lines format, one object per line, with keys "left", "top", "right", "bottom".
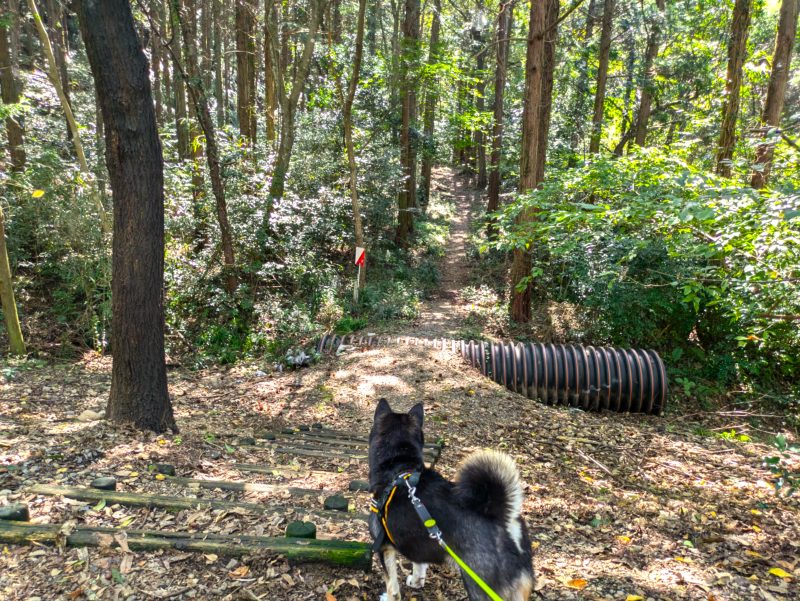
{"left": 379, "top": 547, "right": 401, "bottom": 601}
{"left": 406, "top": 563, "right": 428, "bottom": 589}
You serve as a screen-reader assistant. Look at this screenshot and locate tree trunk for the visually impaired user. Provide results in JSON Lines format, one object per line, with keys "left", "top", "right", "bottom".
{"left": 0, "top": 206, "right": 25, "bottom": 355}
{"left": 264, "top": 0, "right": 277, "bottom": 143}
{"left": 395, "top": 0, "right": 420, "bottom": 245}
{"left": 169, "top": 0, "right": 190, "bottom": 158}
{"left": 172, "top": 0, "right": 238, "bottom": 294}
{"left": 486, "top": 0, "right": 514, "bottom": 223}
{"left": 474, "top": 18, "right": 488, "bottom": 188}
{"left": 200, "top": 0, "right": 212, "bottom": 91}
{"left": 588, "top": 0, "right": 615, "bottom": 154}
{"left": 45, "top": 0, "right": 72, "bottom": 141}
{"left": 268, "top": 0, "right": 321, "bottom": 202}
{"left": 751, "top": 0, "right": 799, "bottom": 188}
{"left": 632, "top": 0, "right": 666, "bottom": 147}
{"left": 420, "top": 0, "right": 441, "bottom": 207}
{"left": 151, "top": 4, "right": 163, "bottom": 124}
{"left": 509, "top": 0, "right": 548, "bottom": 322}
{"left": 0, "top": 9, "right": 26, "bottom": 171}
{"left": 29, "top": 0, "right": 110, "bottom": 235}
{"left": 715, "top": 0, "right": 753, "bottom": 177}
{"left": 235, "top": 0, "right": 257, "bottom": 145}
{"left": 213, "top": 0, "right": 224, "bottom": 126}
{"left": 342, "top": 0, "right": 367, "bottom": 289}
{"left": 77, "top": 0, "right": 175, "bottom": 433}
{"left": 568, "top": 0, "right": 597, "bottom": 158}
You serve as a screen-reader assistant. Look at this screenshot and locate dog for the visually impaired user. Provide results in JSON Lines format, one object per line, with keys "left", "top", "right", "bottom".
{"left": 368, "top": 398, "right": 534, "bottom": 601}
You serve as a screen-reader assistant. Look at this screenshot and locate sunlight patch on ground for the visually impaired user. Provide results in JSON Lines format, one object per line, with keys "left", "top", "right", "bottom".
{"left": 356, "top": 374, "right": 410, "bottom": 397}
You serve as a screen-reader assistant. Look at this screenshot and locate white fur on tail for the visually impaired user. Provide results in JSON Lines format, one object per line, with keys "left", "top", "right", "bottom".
{"left": 458, "top": 450, "right": 525, "bottom": 552}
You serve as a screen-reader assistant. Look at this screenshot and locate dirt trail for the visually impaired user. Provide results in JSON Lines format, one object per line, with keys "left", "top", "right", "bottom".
{"left": 410, "top": 167, "right": 482, "bottom": 339}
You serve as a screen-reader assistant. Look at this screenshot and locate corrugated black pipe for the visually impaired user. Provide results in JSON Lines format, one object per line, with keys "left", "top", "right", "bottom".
{"left": 316, "top": 335, "right": 667, "bottom": 415}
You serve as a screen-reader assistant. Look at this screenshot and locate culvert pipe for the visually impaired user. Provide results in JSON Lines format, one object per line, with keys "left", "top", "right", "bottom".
{"left": 316, "top": 335, "right": 667, "bottom": 415}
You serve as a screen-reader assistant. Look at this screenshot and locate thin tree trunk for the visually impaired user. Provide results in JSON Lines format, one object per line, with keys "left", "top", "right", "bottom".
{"left": 28, "top": 0, "right": 110, "bottom": 235}
{"left": 715, "top": 0, "right": 753, "bottom": 177}
{"left": 45, "top": 0, "right": 72, "bottom": 141}
{"left": 341, "top": 0, "right": 367, "bottom": 289}
{"left": 169, "top": 0, "right": 190, "bottom": 158}
{"left": 509, "top": 0, "right": 547, "bottom": 322}
{"left": 268, "top": 0, "right": 321, "bottom": 202}
{"left": 77, "top": 0, "right": 175, "bottom": 433}
{"left": 632, "top": 0, "right": 666, "bottom": 147}
{"left": 486, "top": 0, "right": 514, "bottom": 224}
{"left": 751, "top": 0, "right": 799, "bottom": 188}
{"left": 172, "top": 0, "right": 238, "bottom": 294}
{"left": 0, "top": 9, "right": 26, "bottom": 171}
{"left": 213, "top": 0, "right": 224, "bottom": 126}
{"left": 235, "top": 0, "right": 257, "bottom": 145}
{"left": 395, "top": 0, "right": 420, "bottom": 245}
{"left": 0, "top": 206, "right": 25, "bottom": 355}
{"left": 264, "top": 0, "right": 277, "bottom": 143}
{"left": 201, "top": 0, "right": 212, "bottom": 90}
{"left": 152, "top": 3, "right": 163, "bottom": 124}
{"left": 568, "top": 0, "right": 597, "bottom": 158}
{"left": 420, "top": 0, "right": 441, "bottom": 207}
{"left": 588, "top": 0, "right": 615, "bottom": 154}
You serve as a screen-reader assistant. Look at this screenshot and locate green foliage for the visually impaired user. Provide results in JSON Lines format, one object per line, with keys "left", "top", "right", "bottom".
{"left": 763, "top": 434, "right": 800, "bottom": 496}
{"left": 493, "top": 148, "right": 800, "bottom": 383}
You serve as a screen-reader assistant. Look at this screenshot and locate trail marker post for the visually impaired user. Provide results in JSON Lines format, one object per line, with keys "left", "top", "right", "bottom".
{"left": 354, "top": 247, "right": 365, "bottom": 303}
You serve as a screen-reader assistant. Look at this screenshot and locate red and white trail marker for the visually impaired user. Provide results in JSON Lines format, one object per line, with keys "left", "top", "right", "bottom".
{"left": 353, "top": 247, "right": 365, "bottom": 302}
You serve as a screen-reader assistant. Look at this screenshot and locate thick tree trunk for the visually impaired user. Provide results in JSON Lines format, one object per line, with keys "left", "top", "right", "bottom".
{"left": 486, "top": 0, "right": 514, "bottom": 222}
{"left": 201, "top": 0, "right": 212, "bottom": 91}
{"left": 715, "top": 0, "right": 753, "bottom": 177}
{"left": 0, "top": 11, "right": 26, "bottom": 171}
{"left": 172, "top": 0, "right": 238, "bottom": 294}
{"left": 77, "top": 0, "right": 175, "bottom": 433}
{"left": 395, "top": 0, "right": 420, "bottom": 245}
{"left": 342, "top": 0, "right": 367, "bottom": 289}
{"left": 235, "top": 0, "right": 257, "bottom": 145}
{"left": 589, "top": 0, "right": 615, "bottom": 154}
{"left": 0, "top": 206, "right": 25, "bottom": 355}
{"left": 268, "top": 0, "right": 321, "bottom": 202}
{"left": 751, "top": 0, "right": 799, "bottom": 188}
{"left": 632, "top": 0, "right": 666, "bottom": 148}
{"left": 509, "top": 0, "right": 547, "bottom": 322}
{"left": 420, "top": 0, "right": 441, "bottom": 207}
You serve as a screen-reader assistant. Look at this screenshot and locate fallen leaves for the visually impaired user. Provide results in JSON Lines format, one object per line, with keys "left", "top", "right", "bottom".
{"left": 566, "top": 578, "right": 588, "bottom": 590}
{"left": 768, "top": 567, "right": 792, "bottom": 579}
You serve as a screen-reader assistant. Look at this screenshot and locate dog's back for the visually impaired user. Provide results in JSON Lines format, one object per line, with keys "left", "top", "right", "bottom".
{"left": 369, "top": 399, "right": 534, "bottom": 601}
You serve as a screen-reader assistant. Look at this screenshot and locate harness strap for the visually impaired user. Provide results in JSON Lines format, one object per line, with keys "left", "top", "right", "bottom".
{"left": 371, "top": 472, "right": 506, "bottom": 601}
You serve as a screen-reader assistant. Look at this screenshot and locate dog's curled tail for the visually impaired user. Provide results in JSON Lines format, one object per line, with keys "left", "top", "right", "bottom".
{"left": 455, "top": 450, "right": 525, "bottom": 549}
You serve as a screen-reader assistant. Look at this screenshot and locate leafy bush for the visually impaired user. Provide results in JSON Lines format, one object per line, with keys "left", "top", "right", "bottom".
{"left": 493, "top": 148, "right": 800, "bottom": 382}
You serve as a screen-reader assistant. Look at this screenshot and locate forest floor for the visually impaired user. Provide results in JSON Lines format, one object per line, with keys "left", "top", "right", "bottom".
{"left": 1, "top": 170, "right": 800, "bottom": 601}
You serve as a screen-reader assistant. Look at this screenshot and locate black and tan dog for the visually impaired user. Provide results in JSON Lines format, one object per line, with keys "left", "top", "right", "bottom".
{"left": 368, "top": 398, "right": 534, "bottom": 600}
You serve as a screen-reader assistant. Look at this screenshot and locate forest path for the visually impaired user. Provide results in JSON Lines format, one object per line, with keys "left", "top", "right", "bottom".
{"left": 410, "top": 167, "right": 482, "bottom": 339}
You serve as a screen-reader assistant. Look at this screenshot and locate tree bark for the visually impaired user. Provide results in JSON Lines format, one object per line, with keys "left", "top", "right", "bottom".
{"left": 77, "top": 0, "right": 175, "bottom": 433}
{"left": 235, "top": 0, "right": 257, "bottom": 145}
{"left": 0, "top": 206, "right": 25, "bottom": 355}
{"left": 509, "top": 0, "right": 547, "bottom": 322}
{"left": 751, "top": 0, "right": 799, "bottom": 188}
{"left": 264, "top": 0, "right": 277, "bottom": 143}
{"left": 715, "top": 0, "right": 753, "bottom": 177}
{"left": 171, "top": 0, "right": 238, "bottom": 294}
{"left": 45, "top": 0, "right": 72, "bottom": 141}
{"left": 486, "top": 0, "right": 514, "bottom": 222}
{"left": 213, "top": 0, "right": 224, "bottom": 126}
{"left": 341, "top": 0, "right": 367, "bottom": 289}
{"left": 268, "top": 0, "right": 321, "bottom": 202}
{"left": 200, "top": 0, "right": 212, "bottom": 91}
{"left": 151, "top": 1, "right": 163, "bottom": 124}
{"left": 420, "top": 0, "right": 441, "bottom": 207}
{"left": 632, "top": 0, "right": 666, "bottom": 148}
{"left": 169, "top": 0, "right": 190, "bottom": 158}
{"left": 588, "top": 0, "right": 615, "bottom": 154}
{"left": 568, "top": 0, "right": 597, "bottom": 158}
{"left": 395, "top": 0, "right": 421, "bottom": 245}
{"left": 0, "top": 8, "right": 26, "bottom": 171}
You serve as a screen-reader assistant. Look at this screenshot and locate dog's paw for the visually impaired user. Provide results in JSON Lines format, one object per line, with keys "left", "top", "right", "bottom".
{"left": 406, "top": 574, "right": 425, "bottom": 589}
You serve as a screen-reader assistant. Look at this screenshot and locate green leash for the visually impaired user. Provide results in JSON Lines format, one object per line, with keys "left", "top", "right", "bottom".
{"left": 398, "top": 474, "right": 505, "bottom": 601}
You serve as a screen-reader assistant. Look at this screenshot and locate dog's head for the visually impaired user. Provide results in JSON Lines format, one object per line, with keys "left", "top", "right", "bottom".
{"left": 368, "top": 399, "right": 425, "bottom": 483}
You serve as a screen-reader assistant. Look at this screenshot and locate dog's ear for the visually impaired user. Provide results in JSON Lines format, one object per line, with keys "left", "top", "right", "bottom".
{"left": 408, "top": 402, "right": 424, "bottom": 428}
{"left": 374, "top": 398, "right": 392, "bottom": 420}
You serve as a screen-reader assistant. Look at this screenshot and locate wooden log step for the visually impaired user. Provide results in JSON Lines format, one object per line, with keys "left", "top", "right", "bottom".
{"left": 27, "top": 485, "right": 367, "bottom": 522}
{"left": 0, "top": 521, "right": 371, "bottom": 570}
{"left": 233, "top": 463, "right": 356, "bottom": 477}
{"left": 163, "top": 476, "right": 338, "bottom": 499}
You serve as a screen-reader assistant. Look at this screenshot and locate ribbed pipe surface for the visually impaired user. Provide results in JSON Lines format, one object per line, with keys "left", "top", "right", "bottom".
{"left": 317, "top": 335, "right": 667, "bottom": 415}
